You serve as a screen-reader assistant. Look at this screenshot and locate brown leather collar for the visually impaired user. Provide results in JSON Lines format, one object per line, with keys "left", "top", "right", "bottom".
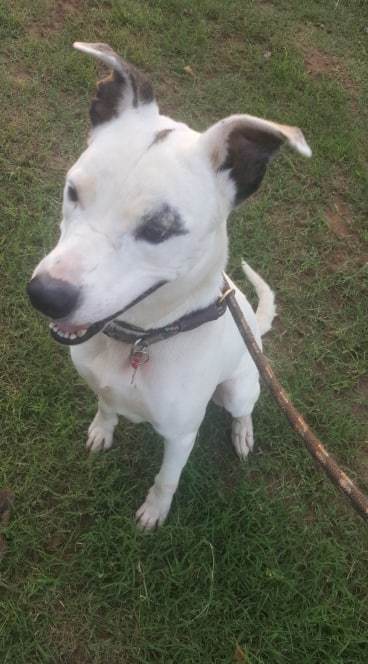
{"left": 103, "top": 289, "right": 228, "bottom": 346}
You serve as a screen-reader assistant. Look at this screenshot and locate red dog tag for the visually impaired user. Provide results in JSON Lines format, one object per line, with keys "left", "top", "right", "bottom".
{"left": 130, "top": 340, "right": 149, "bottom": 384}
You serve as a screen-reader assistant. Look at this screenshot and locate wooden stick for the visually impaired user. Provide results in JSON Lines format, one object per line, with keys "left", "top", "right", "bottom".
{"left": 223, "top": 276, "right": 368, "bottom": 522}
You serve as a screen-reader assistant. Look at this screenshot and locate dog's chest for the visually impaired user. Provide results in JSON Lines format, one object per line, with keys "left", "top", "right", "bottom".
{"left": 70, "top": 305, "right": 260, "bottom": 431}
{"left": 71, "top": 339, "right": 155, "bottom": 423}
{"left": 70, "top": 318, "right": 231, "bottom": 423}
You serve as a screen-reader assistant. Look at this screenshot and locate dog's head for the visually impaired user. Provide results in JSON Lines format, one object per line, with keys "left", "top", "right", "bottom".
{"left": 27, "top": 42, "right": 311, "bottom": 345}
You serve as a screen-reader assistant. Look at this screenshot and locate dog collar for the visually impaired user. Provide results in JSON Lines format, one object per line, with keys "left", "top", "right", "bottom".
{"left": 103, "top": 283, "right": 233, "bottom": 383}
{"left": 103, "top": 288, "right": 229, "bottom": 347}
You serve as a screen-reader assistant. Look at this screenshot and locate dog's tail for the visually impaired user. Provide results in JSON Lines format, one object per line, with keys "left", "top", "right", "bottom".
{"left": 241, "top": 261, "right": 276, "bottom": 336}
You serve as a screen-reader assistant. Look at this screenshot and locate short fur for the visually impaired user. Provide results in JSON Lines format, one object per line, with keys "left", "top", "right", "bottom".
{"left": 28, "top": 43, "right": 311, "bottom": 528}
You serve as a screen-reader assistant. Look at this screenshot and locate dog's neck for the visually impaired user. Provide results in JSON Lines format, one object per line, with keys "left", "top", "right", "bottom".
{"left": 118, "top": 230, "right": 228, "bottom": 330}
{"left": 121, "top": 270, "right": 224, "bottom": 330}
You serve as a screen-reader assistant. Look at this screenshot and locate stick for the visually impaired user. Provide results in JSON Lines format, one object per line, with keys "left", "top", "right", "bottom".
{"left": 223, "top": 276, "right": 368, "bottom": 522}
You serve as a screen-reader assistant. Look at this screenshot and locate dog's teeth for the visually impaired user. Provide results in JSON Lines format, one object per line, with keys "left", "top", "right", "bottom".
{"left": 50, "top": 323, "right": 88, "bottom": 340}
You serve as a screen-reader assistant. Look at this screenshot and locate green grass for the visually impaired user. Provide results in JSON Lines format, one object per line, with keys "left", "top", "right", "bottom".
{"left": 1, "top": 0, "right": 368, "bottom": 662}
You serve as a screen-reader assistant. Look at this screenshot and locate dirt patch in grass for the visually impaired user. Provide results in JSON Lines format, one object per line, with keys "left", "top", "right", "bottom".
{"left": 322, "top": 183, "right": 368, "bottom": 270}
{"left": 327, "top": 249, "right": 368, "bottom": 275}
{"left": 295, "top": 32, "right": 359, "bottom": 108}
{"left": 303, "top": 48, "right": 340, "bottom": 78}
{"left": 351, "top": 374, "right": 368, "bottom": 419}
{"left": 8, "top": 68, "right": 32, "bottom": 87}
{"left": 156, "top": 76, "right": 182, "bottom": 118}
{"left": 29, "top": 0, "right": 81, "bottom": 37}
{"left": 325, "top": 197, "right": 355, "bottom": 239}
{"left": 218, "top": 33, "right": 248, "bottom": 62}
{"left": 234, "top": 642, "right": 251, "bottom": 663}
{"left": 356, "top": 375, "right": 368, "bottom": 398}
{"left": 326, "top": 249, "right": 350, "bottom": 273}
{"left": 355, "top": 443, "right": 368, "bottom": 491}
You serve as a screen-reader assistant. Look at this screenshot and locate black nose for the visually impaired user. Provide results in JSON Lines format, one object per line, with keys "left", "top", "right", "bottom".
{"left": 27, "top": 273, "right": 80, "bottom": 319}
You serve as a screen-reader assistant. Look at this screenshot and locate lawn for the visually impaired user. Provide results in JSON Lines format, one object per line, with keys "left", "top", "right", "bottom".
{"left": 1, "top": 0, "right": 368, "bottom": 662}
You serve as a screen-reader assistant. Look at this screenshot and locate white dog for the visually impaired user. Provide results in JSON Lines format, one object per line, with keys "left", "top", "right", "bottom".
{"left": 27, "top": 43, "right": 311, "bottom": 528}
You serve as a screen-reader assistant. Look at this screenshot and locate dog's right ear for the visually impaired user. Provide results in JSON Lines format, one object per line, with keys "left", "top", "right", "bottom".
{"left": 73, "top": 42, "right": 156, "bottom": 127}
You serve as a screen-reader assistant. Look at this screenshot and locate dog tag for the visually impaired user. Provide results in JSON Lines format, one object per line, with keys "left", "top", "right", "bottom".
{"left": 130, "top": 339, "right": 149, "bottom": 384}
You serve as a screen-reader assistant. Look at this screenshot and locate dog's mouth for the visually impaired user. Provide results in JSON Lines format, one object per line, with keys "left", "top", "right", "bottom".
{"left": 48, "top": 280, "right": 167, "bottom": 346}
{"left": 49, "top": 320, "right": 104, "bottom": 345}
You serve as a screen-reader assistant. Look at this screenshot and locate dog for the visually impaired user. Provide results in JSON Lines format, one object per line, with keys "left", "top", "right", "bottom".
{"left": 27, "top": 43, "right": 311, "bottom": 529}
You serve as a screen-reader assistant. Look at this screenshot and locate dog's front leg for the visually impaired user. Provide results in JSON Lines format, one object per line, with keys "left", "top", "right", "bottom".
{"left": 86, "top": 398, "right": 118, "bottom": 453}
{"left": 136, "top": 431, "right": 197, "bottom": 529}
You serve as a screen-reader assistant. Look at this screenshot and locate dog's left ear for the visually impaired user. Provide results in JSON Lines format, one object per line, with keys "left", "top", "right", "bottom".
{"left": 73, "top": 42, "right": 156, "bottom": 127}
{"left": 199, "top": 114, "right": 311, "bottom": 206}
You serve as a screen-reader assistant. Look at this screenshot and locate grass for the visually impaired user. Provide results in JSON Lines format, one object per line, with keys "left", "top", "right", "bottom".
{"left": 1, "top": 0, "right": 368, "bottom": 662}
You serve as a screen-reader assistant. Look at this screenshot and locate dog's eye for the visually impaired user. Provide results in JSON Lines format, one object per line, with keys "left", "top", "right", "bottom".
{"left": 67, "top": 185, "right": 79, "bottom": 203}
{"left": 136, "top": 219, "right": 172, "bottom": 244}
{"left": 135, "top": 204, "right": 188, "bottom": 244}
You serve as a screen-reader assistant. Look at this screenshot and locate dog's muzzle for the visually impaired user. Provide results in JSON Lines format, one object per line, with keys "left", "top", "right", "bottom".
{"left": 27, "top": 277, "right": 168, "bottom": 346}
{"left": 27, "top": 273, "right": 80, "bottom": 320}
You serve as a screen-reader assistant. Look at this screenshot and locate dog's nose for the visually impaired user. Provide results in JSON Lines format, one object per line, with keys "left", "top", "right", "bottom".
{"left": 27, "top": 273, "right": 80, "bottom": 319}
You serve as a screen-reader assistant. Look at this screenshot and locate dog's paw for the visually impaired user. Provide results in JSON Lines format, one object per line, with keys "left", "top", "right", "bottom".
{"left": 232, "top": 414, "right": 254, "bottom": 460}
{"left": 86, "top": 426, "right": 113, "bottom": 453}
{"left": 86, "top": 413, "right": 115, "bottom": 453}
{"left": 135, "top": 486, "right": 172, "bottom": 530}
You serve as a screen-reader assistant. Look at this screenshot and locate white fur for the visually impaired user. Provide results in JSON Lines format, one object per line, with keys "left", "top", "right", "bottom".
{"left": 32, "top": 59, "right": 310, "bottom": 527}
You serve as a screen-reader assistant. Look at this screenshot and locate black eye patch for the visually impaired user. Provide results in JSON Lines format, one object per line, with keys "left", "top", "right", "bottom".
{"left": 67, "top": 185, "right": 79, "bottom": 203}
{"left": 135, "top": 204, "right": 188, "bottom": 244}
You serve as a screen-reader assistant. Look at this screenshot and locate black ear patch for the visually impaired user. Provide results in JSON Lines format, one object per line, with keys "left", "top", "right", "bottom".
{"left": 220, "top": 125, "right": 283, "bottom": 205}
{"left": 90, "top": 64, "right": 154, "bottom": 127}
{"left": 90, "top": 71, "right": 125, "bottom": 126}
